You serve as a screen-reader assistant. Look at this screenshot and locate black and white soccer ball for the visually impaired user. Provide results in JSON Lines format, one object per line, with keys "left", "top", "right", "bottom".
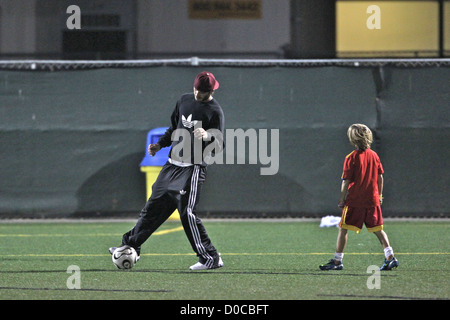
{"left": 112, "top": 246, "right": 138, "bottom": 269}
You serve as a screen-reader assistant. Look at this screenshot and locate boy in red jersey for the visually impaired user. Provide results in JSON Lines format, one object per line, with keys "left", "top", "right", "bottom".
{"left": 320, "top": 124, "right": 399, "bottom": 271}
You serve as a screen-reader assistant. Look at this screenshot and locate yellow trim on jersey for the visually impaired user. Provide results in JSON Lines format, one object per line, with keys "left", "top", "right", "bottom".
{"left": 345, "top": 150, "right": 356, "bottom": 158}
{"left": 342, "top": 150, "right": 356, "bottom": 179}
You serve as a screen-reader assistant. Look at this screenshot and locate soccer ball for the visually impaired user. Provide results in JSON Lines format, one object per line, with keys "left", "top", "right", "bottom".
{"left": 112, "top": 246, "right": 138, "bottom": 269}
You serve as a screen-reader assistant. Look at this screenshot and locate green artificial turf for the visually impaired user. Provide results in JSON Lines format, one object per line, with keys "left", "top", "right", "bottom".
{"left": 0, "top": 220, "right": 448, "bottom": 300}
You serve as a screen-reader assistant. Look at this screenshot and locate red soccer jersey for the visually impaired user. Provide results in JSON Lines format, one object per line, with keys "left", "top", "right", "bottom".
{"left": 342, "top": 148, "right": 384, "bottom": 208}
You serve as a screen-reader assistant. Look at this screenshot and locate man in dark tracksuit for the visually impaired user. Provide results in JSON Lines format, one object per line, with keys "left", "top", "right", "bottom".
{"left": 110, "top": 71, "right": 224, "bottom": 270}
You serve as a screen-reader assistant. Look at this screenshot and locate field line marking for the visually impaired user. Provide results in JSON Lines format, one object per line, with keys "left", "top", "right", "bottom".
{"left": 0, "top": 226, "right": 184, "bottom": 238}
{"left": 3, "top": 252, "right": 449, "bottom": 258}
{"left": 215, "top": 252, "right": 450, "bottom": 256}
{"left": 153, "top": 226, "right": 184, "bottom": 236}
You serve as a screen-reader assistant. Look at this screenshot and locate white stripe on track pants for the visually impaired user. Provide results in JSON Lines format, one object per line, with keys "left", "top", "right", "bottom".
{"left": 122, "top": 162, "right": 220, "bottom": 267}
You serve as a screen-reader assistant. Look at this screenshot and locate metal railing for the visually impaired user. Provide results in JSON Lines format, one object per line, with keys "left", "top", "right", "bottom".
{"left": 0, "top": 57, "right": 449, "bottom": 71}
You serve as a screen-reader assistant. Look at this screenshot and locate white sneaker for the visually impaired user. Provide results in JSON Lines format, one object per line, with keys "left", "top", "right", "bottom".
{"left": 189, "top": 255, "right": 224, "bottom": 270}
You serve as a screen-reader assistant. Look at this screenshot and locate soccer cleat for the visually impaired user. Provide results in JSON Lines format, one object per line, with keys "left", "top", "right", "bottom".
{"left": 319, "top": 259, "right": 344, "bottom": 270}
{"left": 379, "top": 257, "right": 399, "bottom": 271}
{"left": 189, "top": 255, "right": 224, "bottom": 270}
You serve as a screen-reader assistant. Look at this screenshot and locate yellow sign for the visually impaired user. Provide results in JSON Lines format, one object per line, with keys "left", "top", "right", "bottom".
{"left": 189, "top": 0, "right": 262, "bottom": 19}
{"left": 336, "top": 1, "right": 440, "bottom": 57}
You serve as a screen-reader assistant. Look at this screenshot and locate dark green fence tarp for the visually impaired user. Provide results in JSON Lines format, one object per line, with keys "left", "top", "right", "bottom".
{"left": 0, "top": 66, "right": 448, "bottom": 217}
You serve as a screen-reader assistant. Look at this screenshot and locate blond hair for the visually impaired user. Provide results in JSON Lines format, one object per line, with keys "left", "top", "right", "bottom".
{"left": 347, "top": 124, "right": 373, "bottom": 150}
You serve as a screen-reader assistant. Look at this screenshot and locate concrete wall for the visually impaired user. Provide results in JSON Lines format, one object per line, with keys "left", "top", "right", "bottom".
{"left": 0, "top": 0, "right": 290, "bottom": 58}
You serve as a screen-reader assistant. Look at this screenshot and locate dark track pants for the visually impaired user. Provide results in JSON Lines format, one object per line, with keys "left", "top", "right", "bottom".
{"left": 122, "top": 162, "right": 219, "bottom": 268}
